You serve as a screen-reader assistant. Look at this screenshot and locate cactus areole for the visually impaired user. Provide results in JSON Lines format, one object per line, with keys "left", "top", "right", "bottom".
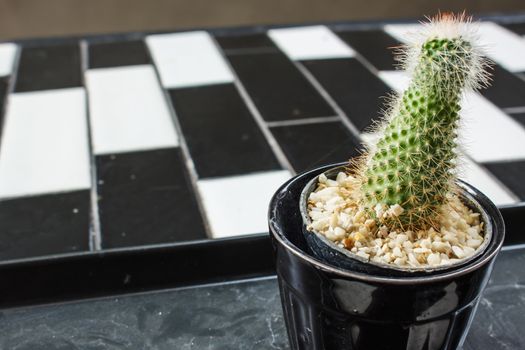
{"left": 357, "top": 13, "right": 490, "bottom": 231}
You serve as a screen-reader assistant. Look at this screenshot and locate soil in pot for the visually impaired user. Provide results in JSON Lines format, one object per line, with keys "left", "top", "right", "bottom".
{"left": 301, "top": 166, "right": 491, "bottom": 273}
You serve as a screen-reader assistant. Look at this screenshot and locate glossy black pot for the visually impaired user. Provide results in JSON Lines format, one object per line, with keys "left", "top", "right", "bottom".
{"left": 268, "top": 162, "right": 505, "bottom": 350}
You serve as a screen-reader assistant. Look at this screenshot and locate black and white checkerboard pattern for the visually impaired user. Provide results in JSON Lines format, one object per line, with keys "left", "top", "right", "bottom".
{"left": 0, "top": 19, "right": 524, "bottom": 261}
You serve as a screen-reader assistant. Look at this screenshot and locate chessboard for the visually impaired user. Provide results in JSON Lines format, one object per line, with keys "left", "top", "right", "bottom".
{"left": 0, "top": 16, "right": 524, "bottom": 263}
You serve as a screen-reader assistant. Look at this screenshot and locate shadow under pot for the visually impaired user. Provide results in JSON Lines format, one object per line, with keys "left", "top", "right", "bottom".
{"left": 268, "top": 162, "right": 505, "bottom": 350}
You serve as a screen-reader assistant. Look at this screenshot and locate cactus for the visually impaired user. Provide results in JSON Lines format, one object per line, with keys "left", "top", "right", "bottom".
{"left": 358, "top": 13, "right": 490, "bottom": 230}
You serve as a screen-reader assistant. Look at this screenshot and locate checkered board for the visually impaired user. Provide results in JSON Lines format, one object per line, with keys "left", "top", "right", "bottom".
{"left": 0, "top": 18, "right": 524, "bottom": 262}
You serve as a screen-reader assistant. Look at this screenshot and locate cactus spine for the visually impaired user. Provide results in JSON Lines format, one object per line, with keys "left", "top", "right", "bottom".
{"left": 358, "top": 13, "right": 490, "bottom": 230}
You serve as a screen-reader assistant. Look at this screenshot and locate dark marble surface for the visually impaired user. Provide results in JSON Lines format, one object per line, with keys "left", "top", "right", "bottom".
{"left": 0, "top": 277, "right": 288, "bottom": 350}
{"left": 1, "top": 247, "right": 522, "bottom": 349}
{"left": 462, "top": 247, "right": 525, "bottom": 350}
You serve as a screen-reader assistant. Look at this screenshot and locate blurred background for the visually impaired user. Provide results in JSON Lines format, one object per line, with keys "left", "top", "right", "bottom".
{"left": 1, "top": 0, "right": 524, "bottom": 40}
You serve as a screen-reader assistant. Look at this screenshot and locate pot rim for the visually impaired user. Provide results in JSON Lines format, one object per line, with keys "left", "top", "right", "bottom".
{"left": 300, "top": 165, "right": 493, "bottom": 274}
{"left": 268, "top": 162, "right": 505, "bottom": 285}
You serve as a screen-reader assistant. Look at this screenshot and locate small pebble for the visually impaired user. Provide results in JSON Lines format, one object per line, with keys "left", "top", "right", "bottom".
{"left": 427, "top": 253, "right": 441, "bottom": 266}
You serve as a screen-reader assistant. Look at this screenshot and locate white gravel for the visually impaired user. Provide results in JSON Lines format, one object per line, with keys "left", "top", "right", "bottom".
{"left": 307, "top": 172, "right": 485, "bottom": 268}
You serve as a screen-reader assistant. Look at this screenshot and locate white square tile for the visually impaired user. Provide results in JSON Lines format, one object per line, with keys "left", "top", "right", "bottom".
{"left": 146, "top": 31, "right": 234, "bottom": 89}
{"left": 0, "top": 88, "right": 91, "bottom": 198}
{"left": 477, "top": 22, "right": 525, "bottom": 73}
{"left": 86, "top": 65, "right": 179, "bottom": 155}
{"left": 198, "top": 170, "right": 292, "bottom": 238}
{"left": 384, "top": 22, "right": 525, "bottom": 72}
{"left": 460, "top": 92, "right": 525, "bottom": 162}
{"left": 0, "top": 43, "right": 17, "bottom": 77}
{"left": 378, "top": 70, "right": 409, "bottom": 91}
{"left": 383, "top": 23, "right": 420, "bottom": 45}
{"left": 378, "top": 70, "right": 525, "bottom": 163}
{"left": 268, "top": 25, "right": 355, "bottom": 61}
{"left": 458, "top": 156, "right": 517, "bottom": 206}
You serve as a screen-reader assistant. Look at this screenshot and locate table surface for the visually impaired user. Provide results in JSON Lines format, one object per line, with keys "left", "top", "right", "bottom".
{"left": 0, "top": 15, "right": 524, "bottom": 350}
{"left": 0, "top": 16, "right": 524, "bottom": 263}
{"left": 1, "top": 246, "right": 523, "bottom": 349}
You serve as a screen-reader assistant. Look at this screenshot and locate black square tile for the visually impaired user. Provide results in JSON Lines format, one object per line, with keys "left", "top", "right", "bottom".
{"left": 96, "top": 148, "right": 207, "bottom": 248}
{"left": 270, "top": 121, "right": 362, "bottom": 172}
{"left": 226, "top": 52, "right": 335, "bottom": 121}
{"left": 302, "top": 58, "right": 391, "bottom": 132}
{"left": 509, "top": 112, "right": 525, "bottom": 128}
{"left": 0, "top": 76, "right": 8, "bottom": 118}
{"left": 169, "top": 84, "right": 281, "bottom": 178}
{"left": 336, "top": 30, "right": 400, "bottom": 71}
{"left": 504, "top": 22, "right": 525, "bottom": 36}
{"left": 215, "top": 33, "right": 278, "bottom": 52}
{"left": 499, "top": 206, "right": 525, "bottom": 246}
{"left": 481, "top": 65, "right": 525, "bottom": 109}
{"left": 15, "top": 44, "right": 82, "bottom": 92}
{"left": 88, "top": 40, "right": 150, "bottom": 69}
{"left": 0, "top": 190, "right": 90, "bottom": 260}
{"left": 483, "top": 161, "right": 525, "bottom": 200}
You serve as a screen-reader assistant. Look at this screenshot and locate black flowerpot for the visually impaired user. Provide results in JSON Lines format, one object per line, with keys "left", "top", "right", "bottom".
{"left": 268, "top": 162, "right": 505, "bottom": 350}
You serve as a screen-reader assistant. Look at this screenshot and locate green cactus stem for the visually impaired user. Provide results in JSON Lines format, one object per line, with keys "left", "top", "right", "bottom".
{"left": 358, "top": 13, "right": 490, "bottom": 230}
